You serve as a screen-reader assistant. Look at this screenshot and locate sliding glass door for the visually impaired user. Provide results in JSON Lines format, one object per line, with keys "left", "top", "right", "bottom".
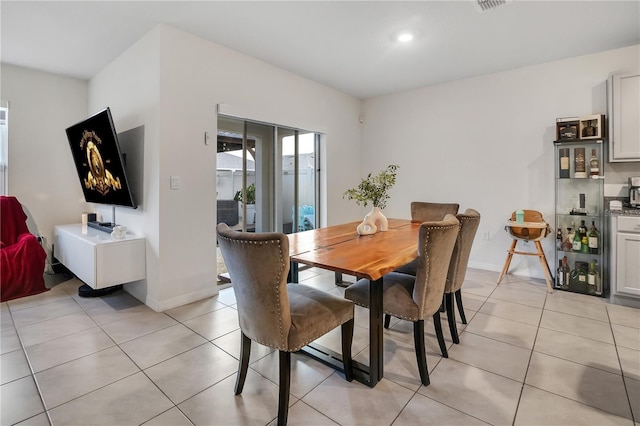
{"left": 216, "top": 116, "right": 320, "bottom": 238}
{"left": 279, "top": 129, "right": 318, "bottom": 233}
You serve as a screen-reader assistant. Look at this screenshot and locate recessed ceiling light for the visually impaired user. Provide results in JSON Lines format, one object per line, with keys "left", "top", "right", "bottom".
{"left": 397, "top": 33, "right": 414, "bottom": 43}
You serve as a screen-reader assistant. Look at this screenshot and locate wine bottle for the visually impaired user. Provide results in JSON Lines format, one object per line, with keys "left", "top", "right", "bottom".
{"left": 565, "top": 227, "right": 573, "bottom": 251}
{"left": 559, "top": 148, "right": 570, "bottom": 178}
{"left": 594, "top": 261, "right": 602, "bottom": 296}
{"left": 556, "top": 263, "right": 563, "bottom": 288}
{"left": 589, "top": 149, "right": 599, "bottom": 177}
{"left": 573, "top": 227, "right": 582, "bottom": 252}
{"left": 579, "top": 220, "right": 588, "bottom": 253}
{"left": 557, "top": 256, "right": 570, "bottom": 290}
{"left": 587, "top": 261, "right": 598, "bottom": 295}
{"left": 577, "top": 265, "right": 588, "bottom": 288}
{"left": 588, "top": 221, "right": 599, "bottom": 254}
{"left": 556, "top": 228, "right": 563, "bottom": 250}
{"left": 574, "top": 148, "right": 587, "bottom": 178}
{"left": 581, "top": 234, "right": 589, "bottom": 253}
{"left": 583, "top": 120, "right": 596, "bottom": 137}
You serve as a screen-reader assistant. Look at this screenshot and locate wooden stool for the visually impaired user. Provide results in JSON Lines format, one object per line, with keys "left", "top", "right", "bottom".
{"left": 497, "top": 210, "right": 554, "bottom": 293}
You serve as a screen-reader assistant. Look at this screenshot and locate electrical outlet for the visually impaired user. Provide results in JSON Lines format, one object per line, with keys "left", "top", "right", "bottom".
{"left": 482, "top": 231, "right": 490, "bottom": 240}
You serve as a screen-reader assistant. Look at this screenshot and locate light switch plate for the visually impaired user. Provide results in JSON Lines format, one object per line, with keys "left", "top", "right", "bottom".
{"left": 170, "top": 176, "right": 180, "bottom": 190}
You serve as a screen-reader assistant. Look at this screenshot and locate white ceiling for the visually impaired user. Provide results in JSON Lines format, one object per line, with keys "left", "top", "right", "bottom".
{"left": 2, "top": 1, "right": 639, "bottom": 99}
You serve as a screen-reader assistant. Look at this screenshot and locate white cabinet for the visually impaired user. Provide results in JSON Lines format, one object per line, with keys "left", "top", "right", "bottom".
{"left": 610, "top": 215, "right": 640, "bottom": 305}
{"left": 608, "top": 72, "right": 640, "bottom": 162}
{"left": 54, "top": 224, "right": 146, "bottom": 289}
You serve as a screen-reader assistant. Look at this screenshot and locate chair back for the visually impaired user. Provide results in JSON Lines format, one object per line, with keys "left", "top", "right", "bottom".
{"left": 413, "top": 215, "right": 460, "bottom": 319}
{"left": 411, "top": 201, "right": 459, "bottom": 223}
{"left": 445, "top": 209, "right": 481, "bottom": 294}
{"left": 507, "top": 210, "right": 549, "bottom": 240}
{"left": 216, "top": 223, "right": 291, "bottom": 350}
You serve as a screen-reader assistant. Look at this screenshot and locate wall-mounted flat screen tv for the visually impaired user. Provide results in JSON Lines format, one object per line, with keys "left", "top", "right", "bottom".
{"left": 65, "top": 107, "right": 137, "bottom": 209}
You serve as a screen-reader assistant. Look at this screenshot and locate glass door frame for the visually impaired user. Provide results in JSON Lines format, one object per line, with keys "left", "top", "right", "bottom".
{"left": 216, "top": 114, "right": 321, "bottom": 234}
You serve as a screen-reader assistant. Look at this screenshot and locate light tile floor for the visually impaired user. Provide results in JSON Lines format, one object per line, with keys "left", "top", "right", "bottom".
{"left": 1, "top": 268, "right": 639, "bottom": 425}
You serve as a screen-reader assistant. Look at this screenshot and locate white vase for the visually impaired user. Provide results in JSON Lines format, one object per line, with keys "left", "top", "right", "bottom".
{"left": 246, "top": 204, "right": 256, "bottom": 225}
{"left": 357, "top": 206, "right": 388, "bottom": 236}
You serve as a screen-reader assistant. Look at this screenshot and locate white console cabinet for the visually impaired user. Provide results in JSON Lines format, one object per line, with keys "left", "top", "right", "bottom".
{"left": 54, "top": 224, "right": 146, "bottom": 289}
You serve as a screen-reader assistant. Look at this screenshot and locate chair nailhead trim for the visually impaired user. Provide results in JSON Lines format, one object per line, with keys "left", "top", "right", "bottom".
{"left": 217, "top": 233, "right": 288, "bottom": 350}
{"left": 418, "top": 223, "right": 457, "bottom": 319}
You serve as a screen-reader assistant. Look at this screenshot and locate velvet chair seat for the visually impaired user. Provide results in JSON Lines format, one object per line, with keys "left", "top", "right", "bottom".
{"left": 345, "top": 272, "right": 421, "bottom": 322}
{"left": 286, "top": 283, "right": 354, "bottom": 350}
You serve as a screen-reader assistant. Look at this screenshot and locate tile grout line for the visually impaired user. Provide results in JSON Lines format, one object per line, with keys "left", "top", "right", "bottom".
{"left": 4, "top": 272, "right": 638, "bottom": 425}
{"left": 605, "top": 304, "right": 637, "bottom": 424}
{"left": 4, "top": 306, "right": 52, "bottom": 425}
{"left": 510, "top": 287, "right": 550, "bottom": 425}
{"left": 12, "top": 284, "right": 209, "bottom": 425}
{"left": 27, "top": 287, "right": 139, "bottom": 422}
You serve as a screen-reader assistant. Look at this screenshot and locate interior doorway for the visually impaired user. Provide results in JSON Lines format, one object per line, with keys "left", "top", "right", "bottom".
{"left": 215, "top": 115, "right": 321, "bottom": 283}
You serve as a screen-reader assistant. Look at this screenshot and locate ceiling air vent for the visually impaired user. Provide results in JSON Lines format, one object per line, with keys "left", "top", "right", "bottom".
{"left": 475, "top": 0, "right": 509, "bottom": 12}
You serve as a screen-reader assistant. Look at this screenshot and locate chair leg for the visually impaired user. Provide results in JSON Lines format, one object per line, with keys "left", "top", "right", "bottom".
{"left": 341, "top": 319, "right": 354, "bottom": 382}
{"left": 278, "top": 351, "right": 291, "bottom": 426}
{"left": 384, "top": 314, "right": 391, "bottom": 329}
{"left": 235, "top": 332, "right": 252, "bottom": 395}
{"left": 413, "top": 320, "right": 430, "bottom": 386}
{"left": 433, "top": 313, "right": 448, "bottom": 358}
{"left": 497, "top": 239, "right": 517, "bottom": 284}
{"left": 445, "top": 292, "right": 459, "bottom": 344}
{"left": 535, "top": 241, "right": 554, "bottom": 294}
{"left": 455, "top": 289, "right": 467, "bottom": 325}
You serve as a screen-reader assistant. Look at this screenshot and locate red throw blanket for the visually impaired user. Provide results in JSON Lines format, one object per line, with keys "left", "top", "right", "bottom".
{"left": 1, "top": 196, "right": 48, "bottom": 302}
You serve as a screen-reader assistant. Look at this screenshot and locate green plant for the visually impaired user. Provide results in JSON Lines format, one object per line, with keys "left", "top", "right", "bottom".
{"left": 234, "top": 183, "right": 256, "bottom": 204}
{"left": 343, "top": 164, "right": 399, "bottom": 209}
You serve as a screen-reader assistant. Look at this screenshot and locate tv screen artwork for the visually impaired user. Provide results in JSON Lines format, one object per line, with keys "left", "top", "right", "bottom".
{"left": 65, "top": 108, "right": 137, "bottom": 208}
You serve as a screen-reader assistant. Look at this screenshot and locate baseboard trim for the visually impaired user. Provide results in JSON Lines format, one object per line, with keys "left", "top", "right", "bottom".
{"left": 145, "top": 286, "right": 220, "bottom": 312}
{"left": 467, "top": 261, "right": 501, "bottom": 273}
{"left": 467, "top": 261, "right": 545, "bottom": 280}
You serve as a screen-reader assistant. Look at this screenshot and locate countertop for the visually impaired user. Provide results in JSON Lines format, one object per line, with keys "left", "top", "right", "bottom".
{"left": 604, "top": 197, "right": 640, "bottom": 216}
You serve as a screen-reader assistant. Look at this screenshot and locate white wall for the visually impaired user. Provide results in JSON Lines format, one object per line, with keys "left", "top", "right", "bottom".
{"left": 0, "top": 64, "right": 88, "bottom": 247}
{"left": 87, "top": 25, "right": 363, "bottom": 310}
{"left": 6, "top": 24, "right": 635, "bottom": 305}
{"left": 158, "top": 26, "right": 364, "bottom": 226}
{"left": 88, "top": 28, "right": 166, "bottom": 308}
{"left": 362, "top": 44, "right": 640, "bottom": 278}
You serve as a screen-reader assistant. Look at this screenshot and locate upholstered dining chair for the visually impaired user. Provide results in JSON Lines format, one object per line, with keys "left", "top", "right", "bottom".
{"left": 395, "top": 201, "right": 459, "bottom": 276}
{"left": 216, "top": 223, "right": 355, "bottom": 426}
{"left": 410, "top": 201, "right": 460, "bottom": 222}
{"left": 443, "top": 209, "right": 481, "bottom": 344}
{"left": 344, "top": 215, "right": 460, "bottom": 386}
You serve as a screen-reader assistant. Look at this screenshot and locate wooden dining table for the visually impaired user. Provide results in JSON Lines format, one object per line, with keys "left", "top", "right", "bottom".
{"left": 287, "top": 218, "right": 420, "bottom": 388}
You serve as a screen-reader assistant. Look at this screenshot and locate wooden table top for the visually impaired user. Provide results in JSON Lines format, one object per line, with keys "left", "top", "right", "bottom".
{"left": 288, "top": 219, "right": 420, "bottom": 281}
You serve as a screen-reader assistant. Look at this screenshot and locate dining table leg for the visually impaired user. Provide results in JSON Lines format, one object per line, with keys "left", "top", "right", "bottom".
{"left": 368, "top": 277, "right": 384, "bottom": 386}
{"left": 288, "top": 261, "right": 299, "bottom": 283}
